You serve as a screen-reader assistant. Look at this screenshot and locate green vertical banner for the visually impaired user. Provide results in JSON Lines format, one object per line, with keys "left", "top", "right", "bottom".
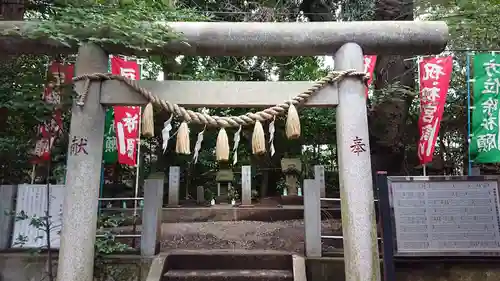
{"left": 471, "top": 53, "right": 500, "bottom": 163}
{"left": 103, "top": 107, "right": 118, "bottom": 164}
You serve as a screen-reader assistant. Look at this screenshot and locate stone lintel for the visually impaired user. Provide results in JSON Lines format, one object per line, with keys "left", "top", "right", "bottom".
{"left": 99, "top": 80, "right": 339, "bottom": 107}
{"left": 0, "top": 21, "right": 448, "bottom": 56}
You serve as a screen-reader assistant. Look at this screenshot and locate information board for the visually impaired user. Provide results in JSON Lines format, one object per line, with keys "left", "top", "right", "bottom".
{"left": 11, "top": 184, "right": 64, "bottom": 249}
{"left": 389, "top": 177, "right": 500, "bottom": 256}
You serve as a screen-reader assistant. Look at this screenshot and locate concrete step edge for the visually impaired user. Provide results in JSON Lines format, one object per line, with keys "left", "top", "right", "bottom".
{"left": 164, "top": 269, "right": 293, "bottom": 277}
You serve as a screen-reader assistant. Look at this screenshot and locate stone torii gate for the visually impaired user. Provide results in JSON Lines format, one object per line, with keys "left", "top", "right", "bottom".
{"left": 1, "top": 21, "right": 448, "bottom": 281}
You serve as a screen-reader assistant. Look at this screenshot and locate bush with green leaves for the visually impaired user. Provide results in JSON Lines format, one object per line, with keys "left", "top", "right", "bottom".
{"left": 7, "top": 1, "right": 211, "bottom": 52}
{"left": 7, "top": 208, "right": 137, "bottom": 281}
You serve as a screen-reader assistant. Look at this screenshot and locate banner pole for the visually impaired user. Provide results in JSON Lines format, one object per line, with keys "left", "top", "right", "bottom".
{"left": 133, "top": 109, "right": 142, "bottom": 217}
{"left": 417, "top": 56, "right": 425, "bottom": 176}
{"left": 98, "top": 56, "right": 113, "bottom": 214}
{"left": 30, "top": 164, "right": 36, "bottom": 184}
{"left": 466, "top": 52, "right": 472, "bottom": 176}
{"left": 98, "top": 161, "right": 105, "bottom": 213}
{"left": 133, "top": 61, "right": 143, "bottom": 218}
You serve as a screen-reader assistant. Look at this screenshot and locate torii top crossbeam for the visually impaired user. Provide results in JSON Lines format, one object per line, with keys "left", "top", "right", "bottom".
{"left": 0, "top": 21, "right": 448, "bottom": 56}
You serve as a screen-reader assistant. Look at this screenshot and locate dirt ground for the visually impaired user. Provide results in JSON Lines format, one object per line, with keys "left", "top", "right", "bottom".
{"left": 157, "top": 219, "right": 343, "bottom": 254}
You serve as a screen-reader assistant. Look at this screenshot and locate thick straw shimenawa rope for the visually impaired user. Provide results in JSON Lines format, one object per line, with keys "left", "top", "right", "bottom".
{"left": 73, "top": 70, "right": 369, "bottom": 128}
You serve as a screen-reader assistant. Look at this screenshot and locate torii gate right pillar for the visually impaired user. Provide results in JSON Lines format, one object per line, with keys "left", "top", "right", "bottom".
{"left": 334, "top": 43, "right": 380, "bottom": 281}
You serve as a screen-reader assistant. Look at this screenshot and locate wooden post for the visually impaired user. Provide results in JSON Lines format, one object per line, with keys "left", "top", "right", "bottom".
{"left": 303, "top": 179, "right": 321, "bottom": 257}
{"left": 56, "top": 44, "right": 107, "bottom": 281}
{"left": 314, "top": 165, "right": 326, "bottom": 198}
{"left": 241, "top": 166, "right": 252, "bottom": 206}
{"left": 141, "top": 173, "right": 164, "bottom": 256}
{"left": 168, "top": 166, "right": 180, "bottom": 206}
{"left": 0, "top": 185, "right": 16, "bottom": 250}
{"left": 196, "top": 186, "right": 205, "bottom": 205}
{"left": 334, "top": 43, "right": 381, "bottom": 281}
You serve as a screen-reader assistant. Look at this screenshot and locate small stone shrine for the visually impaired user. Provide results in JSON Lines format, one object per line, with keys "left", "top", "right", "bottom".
{"left": 280, "top": 158, "right": 302, "bottom": 204}
{"left": 216, "top": 169, "right": 234, "bottom": 203}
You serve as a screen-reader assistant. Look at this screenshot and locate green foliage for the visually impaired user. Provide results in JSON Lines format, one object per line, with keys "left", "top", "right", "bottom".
{"left": 0, "top": 55, "right": 52, "bottom": 183}
{"left": 341, "top": 0, "right": 375, "bottom": 20}
{"left": 6, "top": 209, "right": 54, "bottom": 253}
{"left": 95, "top": 214, "right": 135, "bottom": 255}
{"left": 7, "top": 207, "right": 135, "bottom": 280}
{"left": 8, "top": 209, "right": 134, "bottom": 254}
{"left": 10, "top": 0, "right": 211, "bottom": 52}
{"left": 227, "top": 185, "right": 239, "bottom": 201}
{"left": 426, "top": 0, "right": 500, "bottom": 50}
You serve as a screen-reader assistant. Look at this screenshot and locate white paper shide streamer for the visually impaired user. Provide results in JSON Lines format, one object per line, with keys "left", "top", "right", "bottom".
{"left": 269, "top": 117, "right": 276, "bottom": 156}
{"left": 233, "top": 126, "right": 242, "bottom": 165}
{"left": 193, "top": 127, "right": 206, "bottom": 164}
{"left": 162, "top": 115, "right": 173, "bottom": 153}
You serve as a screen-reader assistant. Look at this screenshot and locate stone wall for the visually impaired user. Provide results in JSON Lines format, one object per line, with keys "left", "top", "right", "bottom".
{"left": 0, "top": 253, "right": 151, "bottom": 281}
{"left": 5, "top": 252, "right": 500, "bottom": 281}
{"left": 306, "top": 257, "right": 500, "bottom": 281}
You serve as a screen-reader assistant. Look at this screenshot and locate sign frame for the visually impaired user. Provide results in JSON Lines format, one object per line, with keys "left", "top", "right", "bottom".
{"left": 386, "top": 175, "right": 500, "bottom": 257}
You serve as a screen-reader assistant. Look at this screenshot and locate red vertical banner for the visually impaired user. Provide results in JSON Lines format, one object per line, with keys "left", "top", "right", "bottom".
{"left": 110, "top": 56, "right": 140, "bottom": 80}
{"left": 417, "top": 56, "right": 453, "bottom": 164}
{"left": 32, "top": 62, "right": 74, "bottom": 163}
{"left": 113, "top": 106, "right": 141, "bottom": 166}
{"left": 363, "top": 55, "right": 377, "bottom": 97}
{"left": 110, "top": 56, "right": 141, "bottom": 166}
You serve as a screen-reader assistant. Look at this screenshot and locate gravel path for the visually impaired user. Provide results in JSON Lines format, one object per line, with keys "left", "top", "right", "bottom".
{"left": 158, "top": 219, "right": 342, "bottom": 254}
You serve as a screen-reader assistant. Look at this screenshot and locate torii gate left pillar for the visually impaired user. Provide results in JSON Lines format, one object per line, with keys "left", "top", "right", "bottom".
{"left": 57, "top": 43, "right": 107, "bottom": 281}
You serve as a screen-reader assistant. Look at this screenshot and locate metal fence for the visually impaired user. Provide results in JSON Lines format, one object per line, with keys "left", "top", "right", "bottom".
{"left": 0, "top": 180, "right": 164, "bottom": 256}
{"left": 303, "top": 179, "right": 382, "bottom": 257}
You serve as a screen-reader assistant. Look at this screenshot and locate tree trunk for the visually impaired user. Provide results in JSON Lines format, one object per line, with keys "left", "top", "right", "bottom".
{"left": 301, "top": 0, "right": 417, "bottom": 176}
{"left": 370, "top": 0, "right": 416, "bottom": 175}
{"left": 260, "top": 164, "right": 269, "bottom": 198}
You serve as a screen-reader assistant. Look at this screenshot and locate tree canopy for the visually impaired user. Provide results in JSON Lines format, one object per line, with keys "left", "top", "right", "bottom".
{"left": 0, "top": 0, "right": 498, "bottom": 198}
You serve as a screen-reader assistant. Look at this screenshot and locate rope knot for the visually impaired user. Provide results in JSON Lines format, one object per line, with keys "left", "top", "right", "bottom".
{"left": 73, "top": 73, "right": 116, "bottom": 107}
{"left": 75, "top": 78, "right": 91, "bottom": 106}
{"left": 341, "top": 70, "right": 371, "bottom": 87}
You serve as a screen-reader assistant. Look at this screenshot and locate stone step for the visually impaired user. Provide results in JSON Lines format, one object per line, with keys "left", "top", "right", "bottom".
{"left": 165, "top": 250, "right": 293, "bottom": 270}
{"left": 163, "top": 269, "right": 294, "bottom": 281}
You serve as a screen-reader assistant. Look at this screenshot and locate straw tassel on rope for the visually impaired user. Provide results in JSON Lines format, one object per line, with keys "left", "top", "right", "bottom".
{"left": 252, "top": 120, "right": 266, "bottom": 155}
{"left": 216, "top": 128, "right": 230, "bottom": 162}
{"left": 286, "top": 103, "right": 301, "bottom": 139}
{"left": 141, "top": 102, "right": 154, "bottom": 137}
{"left": 176, "top": 121, "right": 190, "bottom": 154}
